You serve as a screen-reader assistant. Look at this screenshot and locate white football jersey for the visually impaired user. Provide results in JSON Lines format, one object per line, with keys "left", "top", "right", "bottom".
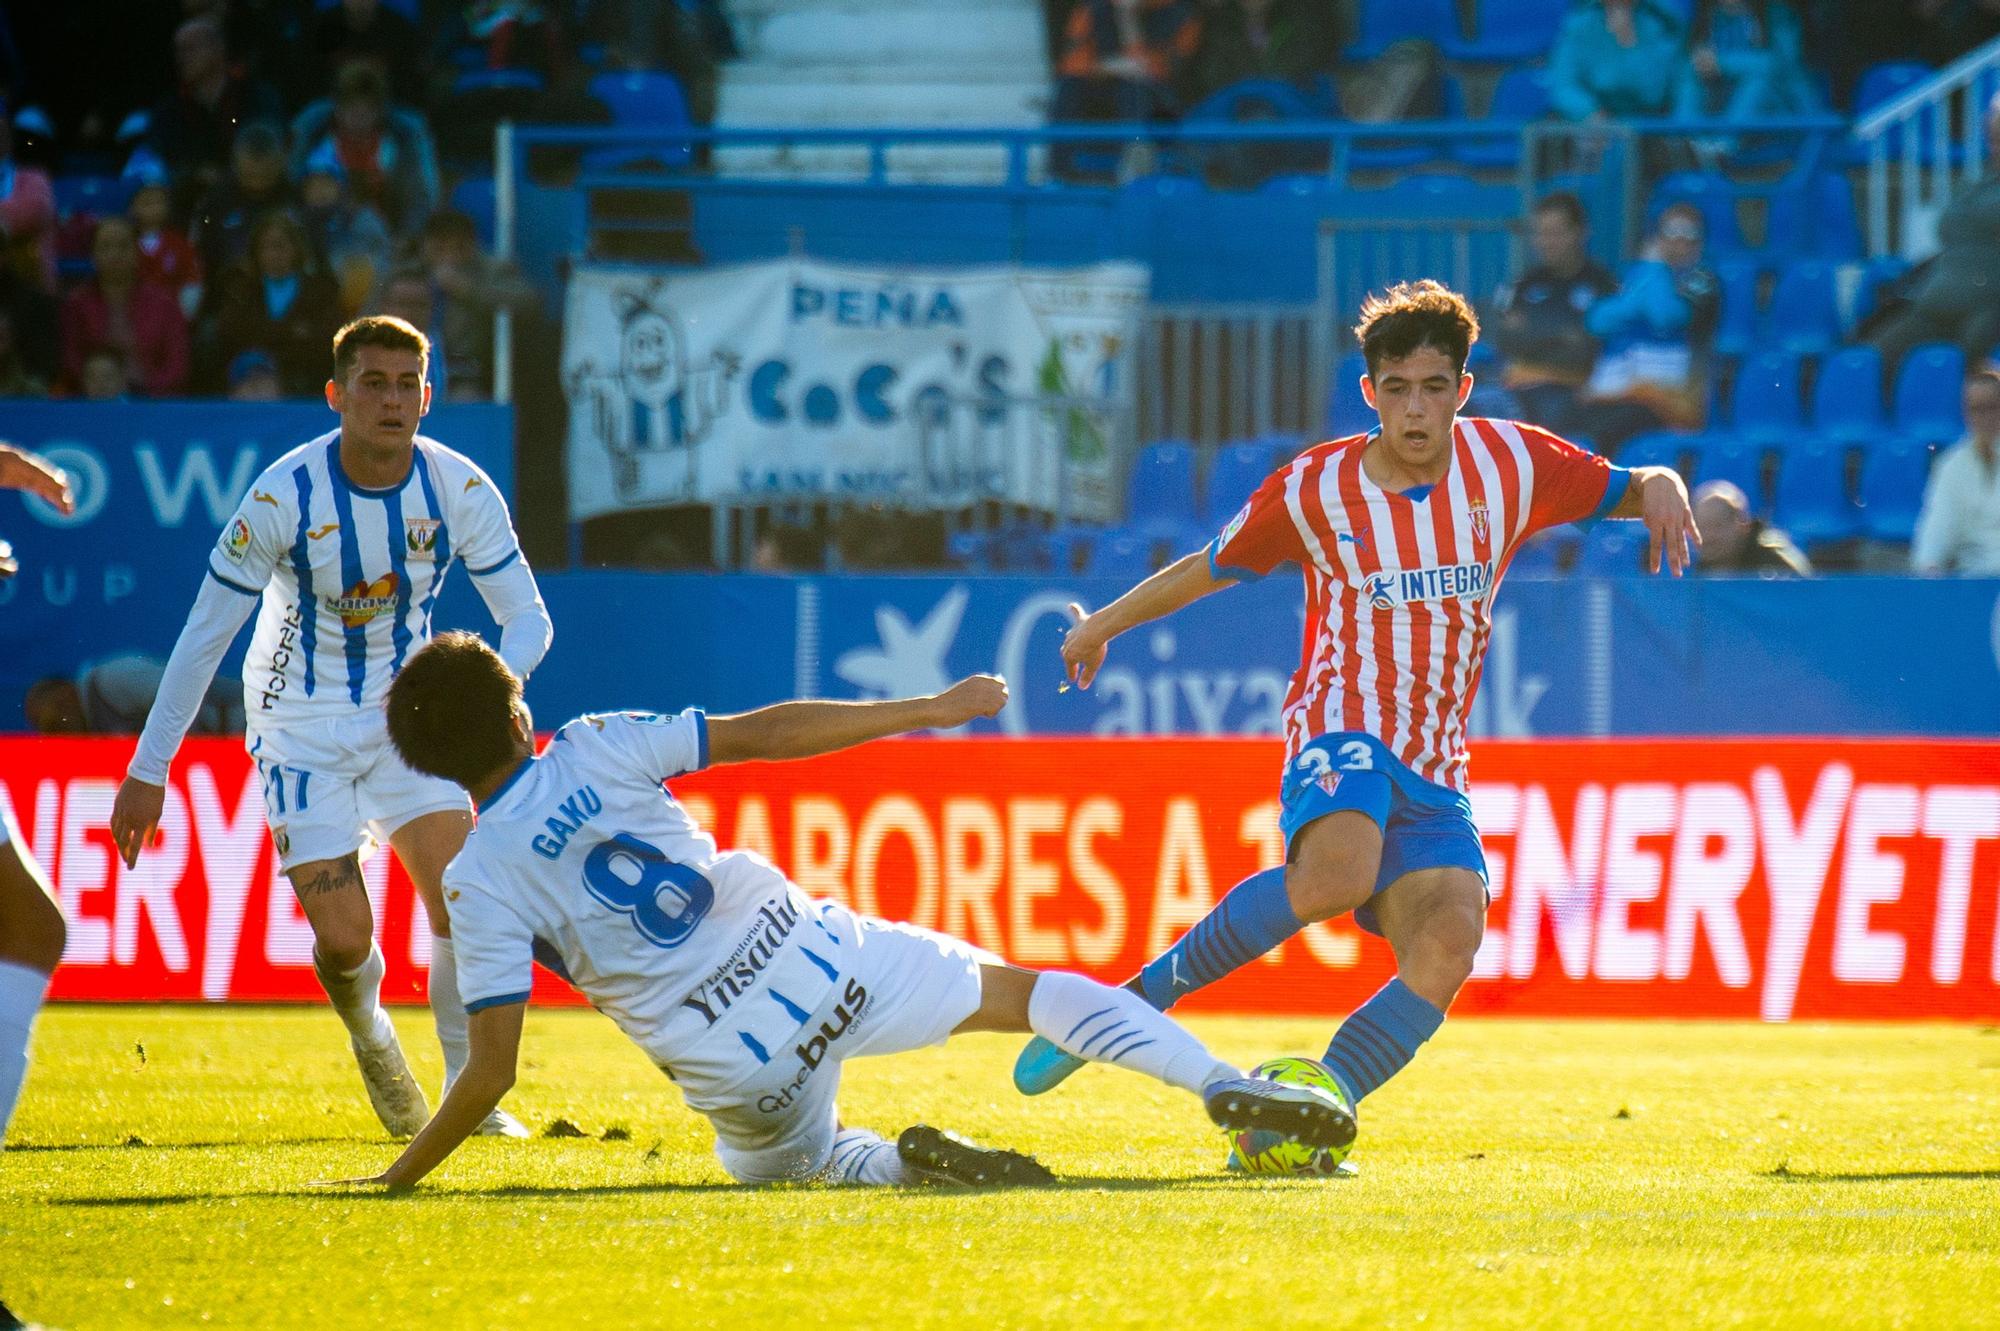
{"left": 448, "top": 710, "right": 845, "bottom": 1092}
{"left": 208, "top": 430, "right": 524, "bottom": 725}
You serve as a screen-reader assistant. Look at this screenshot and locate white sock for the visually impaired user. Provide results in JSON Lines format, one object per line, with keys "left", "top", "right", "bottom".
{"left": 822, "top": 1128, "right": 909, "bottom": 1186}
{"left": 0, "top": 958, "right": 53, "bottom": 1145}
{"left": 427, "top": 934, "right": 470, "bottom": 1092}
{"left": 314, "top": 942, "right": 394, "bottom": 1051}
{"left": 1028, "top": 971, "right": 1239, "bottom": 1096}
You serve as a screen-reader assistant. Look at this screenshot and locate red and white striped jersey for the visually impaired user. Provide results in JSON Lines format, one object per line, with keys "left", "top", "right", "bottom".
{"left": 1210, "top": 417, "right": 1625, "bottom": 791}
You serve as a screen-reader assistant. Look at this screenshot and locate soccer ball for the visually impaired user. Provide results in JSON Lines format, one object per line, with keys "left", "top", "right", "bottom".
{"left": 1222, "top": 1057, "right": 1355, "bottom": 1177}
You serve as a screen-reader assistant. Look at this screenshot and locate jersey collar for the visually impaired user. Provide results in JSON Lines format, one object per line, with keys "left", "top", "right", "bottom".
{"left": 478, "top": 757, "right": 536, "bottom": 813}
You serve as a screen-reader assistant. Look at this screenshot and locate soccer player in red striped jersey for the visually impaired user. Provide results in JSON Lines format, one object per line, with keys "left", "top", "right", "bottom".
{"left": 1014, "top": 280, "right": 1699, "bottom": 1144}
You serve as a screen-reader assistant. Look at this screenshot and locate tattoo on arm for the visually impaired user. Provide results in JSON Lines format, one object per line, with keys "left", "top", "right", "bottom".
{"left": 292, "top": 858, "right": 364, "bottom": 899}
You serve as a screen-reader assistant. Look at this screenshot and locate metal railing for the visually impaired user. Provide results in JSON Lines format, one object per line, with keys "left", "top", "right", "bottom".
{"left": 1856, "top": 36, "right": 2000, "bottom": 258}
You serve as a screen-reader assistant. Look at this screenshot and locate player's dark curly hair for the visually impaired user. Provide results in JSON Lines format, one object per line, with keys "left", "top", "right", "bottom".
{"left": 332, "top": 315, "right": 430, "bottom": 384}
{"left": 1354, "top": 279, "right": 1480, "bottom": 378}
{"left": 386, "top": 631, "right": 522, "bottom": 788}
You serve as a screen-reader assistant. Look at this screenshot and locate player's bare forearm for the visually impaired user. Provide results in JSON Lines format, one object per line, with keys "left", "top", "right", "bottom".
{"left": 372, "top": 1006, "right": 523, "bottom": 1190}
{"left": 1063, "top": 552, "right": 1229, "bottom": 689}
{"left": 1608, "top": 466, "right": 1701, "bottom": 575}
{"left": 708, "top": 675, "right": 1009, "bottom": 764}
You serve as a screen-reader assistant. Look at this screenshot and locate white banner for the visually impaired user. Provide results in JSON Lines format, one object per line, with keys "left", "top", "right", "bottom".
{"left": 562, "top": 258, "right": 1147, "bottom": 522}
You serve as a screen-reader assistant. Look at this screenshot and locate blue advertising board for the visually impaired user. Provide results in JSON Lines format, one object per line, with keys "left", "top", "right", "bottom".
{"left": 0, "top": 401, "right": 513, "bottom": 726}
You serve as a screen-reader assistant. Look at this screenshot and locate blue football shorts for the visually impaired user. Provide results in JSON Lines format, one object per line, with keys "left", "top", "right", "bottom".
{"left": 1277, "top": 731, "right": 1489, "bottom": 937}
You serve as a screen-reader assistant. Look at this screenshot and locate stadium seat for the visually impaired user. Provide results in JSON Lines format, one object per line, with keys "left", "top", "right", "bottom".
{"left": 1767, "top": 262, "right": 1841, "bottom": 359}
{"left": 1730, "top": 351, "right": 1805, "bottom": 440}
{"left": 1765, "top": 171, "right": 1863, "bottom": 262}
{"left": 1811, "top": 344, "right": 1886, "bottom": 442}
{"left": 1125, "top": 441, "right": 1200, "bottom": 534}
{"left": 1447, "top": 0, "right": 1571, "bottom": 63}
{"left": 449, "top": 175, "right": 498, "bottom": 248}
{"left": 1894, "top": 343, "right": 1967, "bottom": 441}
{"left": 453, "top": 69, "right": 545, "bottom": 95}
{"left": 1203, "top": 441, "right": 1277, "bottom": 525}
{"left": 1855, "top": 436, "right": 1934, "bottom": 542}
{"left": 1185, "top": 79, "right": 1321, "bottom": 124}
{"left": 1692, "top": 434, "right": 1767, "bottom": 508}
{"left": 1507, "top": 527, "right": 1576, "bottom": 577}
{"left": 1348, "top": 0, "right": 1461, "bottom": 60}
{"left": 1711, "top": 258, "right": 1762, "bottom": 361}
{"left": 51, "top": 174, "right": 135, "bottom": 220}
{"left": 1620, "top": 431, "right": 1700, "bottom": 478}
{"left": 1572, "top": 522, "right": 1646, "bottom": 576}
{"left": 1452, "top": 65, "right": 1554, "bottom": 169}
{"left": 1327, "top": 351, "right": 1372, "bottom": 436}
{"left": 1087, "top": 531, "right": 1158, "bottom": 580}
{"left": 946, "top": 530, "right": 993, "bottom": 572}
{"left": 585, "top": 72, "right": 693, "bottom": 170}
{"left": 1647, "top": 172, "right": 1746, "bottom": 255}
{"left": 1773, "top": 443, "right": 1859, "bottom": 547}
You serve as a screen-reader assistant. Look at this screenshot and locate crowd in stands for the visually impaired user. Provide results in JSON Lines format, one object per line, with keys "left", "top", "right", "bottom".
{"left": 0, "top": 0, "right": 736, "bottom": 402}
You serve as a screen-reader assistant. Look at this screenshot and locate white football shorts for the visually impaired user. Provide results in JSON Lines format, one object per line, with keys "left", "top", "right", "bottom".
{"left": 246, "top": 709, "right": 468, "bottom": 872}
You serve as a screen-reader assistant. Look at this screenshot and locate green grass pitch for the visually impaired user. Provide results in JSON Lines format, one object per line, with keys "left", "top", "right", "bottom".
{"left": 4, "top": 1007, "right": 1996, "bottom": 1329}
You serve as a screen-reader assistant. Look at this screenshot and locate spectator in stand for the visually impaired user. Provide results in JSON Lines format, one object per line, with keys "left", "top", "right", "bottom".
{"left": 307, "top": 0, "right": 426, "bottom": 111}
{"left": 1189, "top": 0, "right": 1341, "bottom": 98}
{"left": 1572, "top": 202, "right": 1720, "bottom": 452}
{"left": 1057, "top": 0, "right": 1204, "bottom": 123}
{"left": 427, "top": 2, "right": 582, "bottom": 160}
{"left": 289, "top": 61, "right": 440, "bottom": 241}
{"left": 78, "top": 347, "right": 128, "bottom": 400}
{"left": 1489, "top": 192, "right": 1620, "bottom": 435}
{"left": 26, "top": 656, "right": 243, "bottom": 736}
{"left": 582, "top": 0, "right": 725, "bottom": 127}
{"left": 0, "top": 310, "right": 48, "bottom": 398}
{"left": 144, "top": 16, "right": 285, "bottom": 214}
{"left": 225, "top": 348, "right": 282, "bottom": 401}
{"left": 1551, "top": 0, "right": 1688, "bottom": 121}
{"left": 189, "top": 120, "right": 297, "bottom": 279}
{"left": 1692, "top": 480, "right": 1812, "bottom": 575}
{"left": 129, "top": 168, "right": 203, "bottom": 319}
{"left": 1870, "top": 94, "right": 2000, "bottom": 371}
{"left": 203, "top": 211, "right": 342, "bottom": 398}
{"left": 1676, "top": 0, "right": 1819, "bottom": 122}
{"left": 61, "top": 217, "right": 190, "bottom": 398}
{"left": 373, "top": 264, "right": 447, "bottom": 390}
{"left": 415, "top": 208, "right": 537, "bottom": 401}
{"left": 1912, "top": 368, "right": 2000, "bottom": 574}
{"left": 0, "top": 108, "right": 55, "bottom": 296}
{"left": 297, "top": 154, "right": 392, "bottom": 318}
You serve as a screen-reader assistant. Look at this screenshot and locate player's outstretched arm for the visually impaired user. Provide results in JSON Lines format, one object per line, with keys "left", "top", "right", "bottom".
{"left": 707, "top": 675, "right": 1009, "bottom": 765}
{"left": 1607, "top": 465, "right": 1702, "bottom": 576}
{"left": 1063, "top": 550, "right": 1231, "bottom": 689}
{"left": 328, "top": 1002, "right": 526, "bottom": 1191}
{"left": 0, "top": 443, "right": 74, "bottom": 512}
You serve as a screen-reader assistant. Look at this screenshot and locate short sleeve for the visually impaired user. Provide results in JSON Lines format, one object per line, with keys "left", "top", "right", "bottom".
{"left": 1209, "top": 463, "right": 1305, "bottom": 582}
{"left": 446, "top": 873, "right": 537, "bottom": 1013}
{"left": 559, "top": 708, "right": 708, "bottom": 785}
{"left": 1521, "top": 426, "right": 1629, "bottom": 534}
{"left": 206, "top": 484, "right": 289, "bottom": 595}
{"left": 449, "top": 459, "right": 524, "bottom": 578}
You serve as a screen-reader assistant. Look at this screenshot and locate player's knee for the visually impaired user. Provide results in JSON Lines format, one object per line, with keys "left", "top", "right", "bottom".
{"left": 1403, "top": 903, "right": 1484, "bottom": 997}
{"left": 311, "top": 926, "right": 373, "bottom": 975}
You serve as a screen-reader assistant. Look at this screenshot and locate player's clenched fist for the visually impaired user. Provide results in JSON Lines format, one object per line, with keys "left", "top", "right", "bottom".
{"left": 931, "top": 674, "right": 1009, "bottom": 726}
{"left": 110, "top": 777, "right": 167, "bottom": 870}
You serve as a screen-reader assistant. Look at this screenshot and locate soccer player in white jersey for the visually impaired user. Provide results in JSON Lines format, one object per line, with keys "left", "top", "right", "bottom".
{"left": 1015, "top": 281, "right": 1700, "bottom": 1151}
{"left": 334, "top": 633, "right": 1350, "bottom": 1189}
{"left": 107, "top": 317, "right": 554, "bottom": 1139}
{"left": 0, "top": 442, "right": 75, "bottom": 1145}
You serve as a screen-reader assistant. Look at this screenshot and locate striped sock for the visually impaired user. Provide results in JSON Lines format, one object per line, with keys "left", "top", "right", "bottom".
{"left": 1320, "top": 978, "right": 1445, "bottom": 1104}
{"left": 823, "top": 1128, "right": 907, "bottom": 1186}
{"left": 1029, "top": 971, "right": 1236, "bottom": 1095}
{"left": 1136, "top": 866, "right": 1301, "bottom": 1010}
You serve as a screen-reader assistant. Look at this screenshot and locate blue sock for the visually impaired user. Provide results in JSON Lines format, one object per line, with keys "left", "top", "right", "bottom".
{"left": 1135, "top": 867, "right": 1302, "bottom": 1010}
{"left": 1320, "top": 977, "right": 1445, "bottom": 1104}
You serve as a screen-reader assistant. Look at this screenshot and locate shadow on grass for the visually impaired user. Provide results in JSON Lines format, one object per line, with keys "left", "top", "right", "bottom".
{"left": 1766, "top": 1165, "right": 2000, "bottom": 1183}
{"left": 7, "top": 1136, "right": 360, "bottom": 1154}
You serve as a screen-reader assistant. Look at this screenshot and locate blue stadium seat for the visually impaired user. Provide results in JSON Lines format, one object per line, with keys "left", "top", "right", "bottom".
{"left": 586, "top": 72, "right": 693, "bottom": 169}
{"left": 1327, "top": 350, "right": 1372, "bottom": 436}
{"left": 1845, "top": 61, "right": 1948, "bottom": 166}
{"left": 1185, "top": 79, "right": 1322, "bottom": 124}
{"left": 1572, "top": 523, "right": 1647, "bottom": 576}
{"left": 1853, "top": 256, "right": 1911, "bottom": 326}
{"left": 1087, "top": 532, "right": 1158, "bottom": 580}
{"left": 1765, "top": 171, "right": 1863, "bottom": 262}
{"left": 1767, "top": 262, "right": 1841, "bottom": 359}
{"left": 1648, "top": 172, "right": 1746, "bottom": 254}
{"left": 51, "top": 175, "right": 135, "bottom": 220}
{"left": 1203, "top": 441, "right": 1277, "bottom": 525}
{"left": 449, "top": 176, "right": 497, "bottom": 248}
{"left": 453, "top": 69, "right": 545, "bottom": 95}
{"left": 1894, "top": 343, "right": 1967, "bottom": 441}
{"left": 1348, "top": 0, "right": 1461, "bottom": 60}
{"left": 1452, "top": 65, "right": 1553, "bottom": 168}
{"left": 1692, "top": 434, "right": 1767, "bottom": 508}
{"left": 1618, "top": 431, "right": 1697, "bottom": 477}
{"left": 1447, "top": 0, "right": 1571, "bottom": 63}
{"left": 1773, "top": 443, "right": 1859, "bottom": 547}
{"left": 1730, "top": 351, "right": 1804, "bottom": 440}
{"left": 1711, "top": 258, "right": 1762, "bottom": 361}
{"left": 1507, "top": 527, "right": 1577, "bottom": 577}
{"left": 1126, "top": 441, "right": 1200, "bottom": 534}
{"left": 1855, "top": 437, "right": 1933, "bottom": 542}
{"left": 946, "top": 530, "right": 993, "bottom": 572}
{"left": 1811, "top": 344, "right": 1886, "bottom": 442}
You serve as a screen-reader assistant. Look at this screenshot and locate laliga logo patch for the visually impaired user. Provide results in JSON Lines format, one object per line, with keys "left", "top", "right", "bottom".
{"left": 330, "top": 573, "right": 399, "bottom": 629}
{"left": 405, "top": 517, "right": 441, "bottom": 561}
{"left": 1364, "top": 573, "right": 1398, "bottom": 610}
{"left": 1469, "top": 500, "right": 1490, "bottom": 545}
{"left": 221, "top": 516, "right": 253, "bottom": 565}
{"left": 272, "top": 826, "right": 290, "bottom": 858}
{"left": 1218, "top": 501, "right": 1251, "bottom": 550}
